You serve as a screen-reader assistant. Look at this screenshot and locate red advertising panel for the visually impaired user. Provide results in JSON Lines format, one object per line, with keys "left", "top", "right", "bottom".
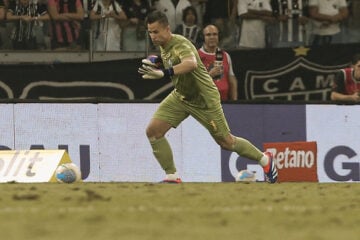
{"left": 263, "top": 141, "right": 318, "bottom": 182}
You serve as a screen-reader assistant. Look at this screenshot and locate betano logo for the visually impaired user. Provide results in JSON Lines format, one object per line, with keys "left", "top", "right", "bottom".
{"left": 264, "top": 141, "right": 318, "bottom": 182}
{"left": 267, "top": 147, "right": 315, "bottom": 169}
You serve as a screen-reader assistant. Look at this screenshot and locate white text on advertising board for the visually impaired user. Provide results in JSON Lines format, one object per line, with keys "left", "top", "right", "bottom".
{"left": 267, "top": 147, "right": 315, "bottom": 169}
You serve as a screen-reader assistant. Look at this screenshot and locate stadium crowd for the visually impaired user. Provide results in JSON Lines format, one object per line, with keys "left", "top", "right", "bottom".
{"left": 0, "top": 0, "right": 359, "bottom": 51}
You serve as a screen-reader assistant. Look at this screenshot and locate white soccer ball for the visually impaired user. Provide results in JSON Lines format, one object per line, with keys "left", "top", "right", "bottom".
{"left": 235, "top": 170, "right": 256, "bottom": 182}
{"left": 55, "top": 163, "right": 81, "bottom": 183}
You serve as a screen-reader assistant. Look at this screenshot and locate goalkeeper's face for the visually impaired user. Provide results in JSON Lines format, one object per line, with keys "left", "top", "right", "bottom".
{"left": 147, "top": 21, "right": 171, "bottom": 47}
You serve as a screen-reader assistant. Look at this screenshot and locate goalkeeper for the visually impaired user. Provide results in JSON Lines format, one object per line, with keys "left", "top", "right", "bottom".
{"left": 138, "top": 10, "right": 278, "bottom": 183}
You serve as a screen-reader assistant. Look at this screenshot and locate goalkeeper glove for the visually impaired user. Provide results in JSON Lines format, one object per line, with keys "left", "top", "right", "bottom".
{"left": 138, "top": 62, "right": 174, "bottom": 80}
{"left": 142, "top": 55, "right": 163, "bottom": 68}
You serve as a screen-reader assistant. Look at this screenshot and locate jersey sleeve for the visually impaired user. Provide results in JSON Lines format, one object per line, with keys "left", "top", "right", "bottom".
{"left": 262, "top": 0, "right": 272, "bottom": 11}
{"left": 338, "top": 0, "right": 348, "bottom": 8}
{"left": 237, "top": 1, "right": 248, "bottom": 16}
{"left": 175, "top": 42, "right": 196, "bottom": 61}
{"left": 225, "top": 52, "right": 235, "bottom": 76}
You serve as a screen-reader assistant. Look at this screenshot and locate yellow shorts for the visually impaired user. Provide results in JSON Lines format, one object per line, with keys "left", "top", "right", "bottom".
{"left": 153, "top": 91, "right": 230, "bottom": 139}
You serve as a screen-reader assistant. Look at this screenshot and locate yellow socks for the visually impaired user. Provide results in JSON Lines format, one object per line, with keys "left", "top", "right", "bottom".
{"left": 232, "top": 137, "right": 264, "bottom": 162}
{"left": 149, "top": 137, "right": 176, "bottom": 174}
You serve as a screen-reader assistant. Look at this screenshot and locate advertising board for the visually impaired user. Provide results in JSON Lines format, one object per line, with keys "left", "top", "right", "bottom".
{"left": 0, "top": 103, "right": 358, "bottom": 183}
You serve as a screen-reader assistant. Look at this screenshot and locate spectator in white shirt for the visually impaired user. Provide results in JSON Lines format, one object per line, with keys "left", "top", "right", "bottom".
{"left": 237, "top": 0, "right": 275, "bottom": 49}
{"left": 308, "top": 0, "right": 348, "bottom": 45}
{"left": 153, "top": 0, "right": 191, "bottom": 32}
{"left": 174, "top": 5, "right": 202, "bottom": 48}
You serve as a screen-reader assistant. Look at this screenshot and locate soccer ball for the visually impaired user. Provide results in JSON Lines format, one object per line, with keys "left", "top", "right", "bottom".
{"left": 147, "top": 54, "right": 159, "bottom": 62}
{"left": 235, "top": 170, "right": 256, "bottom": 182}
{"left": 55, "top": 163, "right": 81, "bottom": 183}
{"left": 145, "top": 55, "right": 163, "bottom": 68}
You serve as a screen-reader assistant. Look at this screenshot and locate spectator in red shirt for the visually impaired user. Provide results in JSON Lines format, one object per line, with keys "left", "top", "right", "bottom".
{"left": 198, "top": 24, "right": 238, "bottom": 101}
{"left": 47, "top": 0, "right": 84, "bottom": 50}
{"left": 331, "top": 53, "right": 360, "bottom": 102}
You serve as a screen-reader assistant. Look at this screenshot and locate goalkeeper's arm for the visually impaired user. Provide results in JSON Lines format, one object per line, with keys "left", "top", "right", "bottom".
{"left": 172, "top": 55, "right": 197, "bottom": 75}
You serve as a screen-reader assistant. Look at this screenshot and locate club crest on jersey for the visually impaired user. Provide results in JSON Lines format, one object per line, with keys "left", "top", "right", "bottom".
{"left": 161, "top": 53, "right": 173, "bottom": 67}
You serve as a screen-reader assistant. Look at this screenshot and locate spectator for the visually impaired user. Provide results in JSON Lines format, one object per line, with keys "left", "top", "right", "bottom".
{"left": 198, "top": 24, "right": 238, "bottom": 101}
{"left": 79, "top": 0, "right": 94, "bottom": 50}
{"left": 331, "top": 53, "right": 360, "bottom": 102}
{"left": 90, "top": 0, "right": 127, "bottom": 51}
{"left": 203, "top": 0, "right": 238, "bottom": 49}
{"left": 308, "top": 0, "right": 348, "bottom": 46}
{"left": 121, "top": 0, "right": 151, "bottom": 51}
{"left": 174, "top": 5, "right": 202, "bottom": 48}
{"left": 153, "top": 0, "right": 191, "bottom": 32}
{"left": 267, "top": 0, "right": 310, "bottom": 48}
{"left": 0, "top": 0, "right": 7, "bottom": 49}
{"left": 47, "top": 0, "right": 85, "bottom": 50}
{"left": 0, "top": 0, "right": 5, "bottom": 22}
{"left": 188, "top": 0, "right": 206, "bottom": 27}
{"left": 345, "top": 0, "right": 360, "bottom": 43}
{"left": 6, "top": 0, "right": 50, "bottom": 50}
{"left": 237, "top": 0, "right": 275, "bottom": 49}
{"left": 0, "top": 0, "right": 4, "bottom": 20}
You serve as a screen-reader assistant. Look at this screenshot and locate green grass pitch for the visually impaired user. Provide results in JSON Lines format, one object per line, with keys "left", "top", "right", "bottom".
{"left": 0, "top": 182, "right": 359, "bottom": 240}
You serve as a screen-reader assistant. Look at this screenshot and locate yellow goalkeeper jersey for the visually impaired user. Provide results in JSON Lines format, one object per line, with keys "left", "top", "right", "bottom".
{"left": 160, "top": 34, "right": 220, "bottom": 108}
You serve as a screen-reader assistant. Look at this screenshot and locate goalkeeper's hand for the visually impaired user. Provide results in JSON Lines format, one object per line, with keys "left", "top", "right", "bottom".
{"left": 142, "top": 55, "right": 163, "bottom": 68}
{"left": 138, "top": 64, "right": 165, "bottom": 79}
